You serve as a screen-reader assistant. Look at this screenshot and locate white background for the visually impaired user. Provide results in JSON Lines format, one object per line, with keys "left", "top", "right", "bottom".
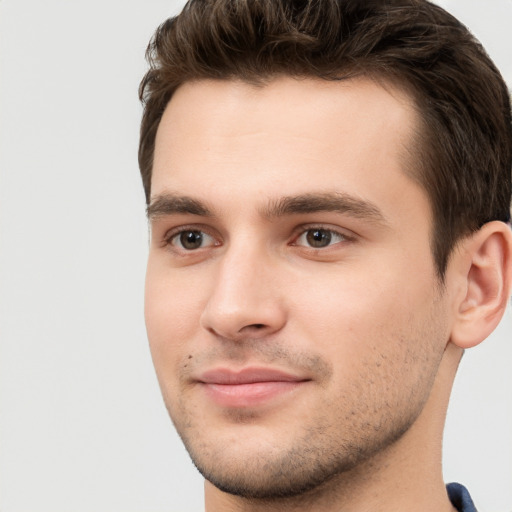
{"left": 0, "top": 1, "right": 511, "bottom": 511}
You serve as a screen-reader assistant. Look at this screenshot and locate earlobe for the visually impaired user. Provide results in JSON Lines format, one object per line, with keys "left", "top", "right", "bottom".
{"left": 450, "top": 221, "right": 512, "bottom": 349}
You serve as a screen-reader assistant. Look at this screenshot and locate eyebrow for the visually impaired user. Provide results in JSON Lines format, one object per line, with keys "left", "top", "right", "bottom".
{"left": 263, "top": 192, "right": 388, "bottom": 225}
{"left": 147, "top": 193, "right": 213, "bottom": 219}
{"left": 147, "top": 191, "right": 388, "bottom": 226}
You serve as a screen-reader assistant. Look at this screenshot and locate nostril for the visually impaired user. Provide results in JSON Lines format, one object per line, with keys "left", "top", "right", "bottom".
{"left": 250, "top": 324, "right": 265, "bottom": 329}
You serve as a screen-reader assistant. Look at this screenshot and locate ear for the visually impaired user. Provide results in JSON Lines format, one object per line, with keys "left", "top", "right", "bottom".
{"left": 450, "top": 221, "right": 512, "bottom": 349}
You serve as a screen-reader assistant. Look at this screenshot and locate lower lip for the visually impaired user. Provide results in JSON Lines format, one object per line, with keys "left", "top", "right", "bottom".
{"left": 201, "top": 381, "right": 305, "bottom": 408}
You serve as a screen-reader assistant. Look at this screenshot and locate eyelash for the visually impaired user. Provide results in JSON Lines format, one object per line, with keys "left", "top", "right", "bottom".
{"left": 291, "top": 226, "right": 352, "bottom": 249}
{"left": 162, "top": 224, "right": 354, "bottom": 253}
{"left": 164, "top": 225, "right": 219, "bottom": 251}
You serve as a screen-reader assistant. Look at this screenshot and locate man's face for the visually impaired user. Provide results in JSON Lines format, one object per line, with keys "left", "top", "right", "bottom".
{"left": 145, "top": 77, "right": 452, "bottom": 498}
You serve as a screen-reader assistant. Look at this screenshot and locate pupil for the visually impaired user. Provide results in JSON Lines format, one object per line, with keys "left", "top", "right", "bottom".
{"left": 181, "top": 230, "right": 202, "bottom": 249}
{"left": 306, "top": 229, "right": 331, "bottom": 248}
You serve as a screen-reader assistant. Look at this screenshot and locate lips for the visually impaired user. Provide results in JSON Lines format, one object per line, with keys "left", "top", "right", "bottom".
{"left": 197, "top": 367, "right": 310, "bottom": 408}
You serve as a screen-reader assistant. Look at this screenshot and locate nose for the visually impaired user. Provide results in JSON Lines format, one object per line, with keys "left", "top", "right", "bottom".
{"left": 199, "top": 244, "right": 287, "bottom": 341}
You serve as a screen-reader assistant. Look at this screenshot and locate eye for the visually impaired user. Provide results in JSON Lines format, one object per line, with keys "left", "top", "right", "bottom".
{"left": 295, "top": 228, "right": 347, "bottom": 248}
{"left": 169, "top": 229, "right": 216, "bottom": 250}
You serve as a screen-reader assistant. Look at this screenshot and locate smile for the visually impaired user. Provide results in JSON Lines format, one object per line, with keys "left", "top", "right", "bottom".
{"left": 197, "top": 367, "right": 311, "bottom": 408}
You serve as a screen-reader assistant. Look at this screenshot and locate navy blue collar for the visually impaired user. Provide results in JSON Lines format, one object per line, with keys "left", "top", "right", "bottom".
{"left": 447, "top": 483, "right": 478, "bottom": 512}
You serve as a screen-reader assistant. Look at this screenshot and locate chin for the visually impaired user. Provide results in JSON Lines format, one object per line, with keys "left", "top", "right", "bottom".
{"left": 180, "top": 425, "right": 390, "bottom": 500}
{"left": 193, "top": 450, "right": 349, "bottom": 500}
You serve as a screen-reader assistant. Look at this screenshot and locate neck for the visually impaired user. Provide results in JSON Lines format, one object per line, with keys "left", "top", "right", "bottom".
{"left": 204, "top": 343, "right": 462, "bottom": 512}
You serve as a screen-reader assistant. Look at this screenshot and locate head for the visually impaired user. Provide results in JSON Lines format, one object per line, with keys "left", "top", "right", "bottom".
{"left": 139, "top": 0, "right": 512, "bottom": 506}
{"left": 139, "top": 0, "right": 512, "bottom": 278}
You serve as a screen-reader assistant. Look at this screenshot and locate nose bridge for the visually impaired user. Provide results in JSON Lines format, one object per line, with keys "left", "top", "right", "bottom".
{"left": 200, "top": 235, "right": 285, "bottom": 339}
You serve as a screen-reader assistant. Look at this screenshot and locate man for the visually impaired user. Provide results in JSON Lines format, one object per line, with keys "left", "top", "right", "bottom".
{"left": 138, "top": 0, "right": 512, "bottom": 510}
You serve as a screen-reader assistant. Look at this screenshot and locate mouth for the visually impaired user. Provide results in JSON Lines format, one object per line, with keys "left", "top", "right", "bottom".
{"left": 196, "top": 367, "right": 311, "bottom": 408}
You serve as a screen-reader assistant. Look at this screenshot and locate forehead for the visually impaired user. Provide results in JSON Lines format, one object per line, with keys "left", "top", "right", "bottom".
{"left": 152, "top": 76, "right": 427, "bottom": 226}
{"left": 155, "top": 76, "right": 417, "bottom": 156}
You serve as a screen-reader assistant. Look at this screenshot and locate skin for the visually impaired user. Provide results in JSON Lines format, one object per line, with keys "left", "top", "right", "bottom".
{"left": 144, "top": 77, "right": 507, "bottom": 511}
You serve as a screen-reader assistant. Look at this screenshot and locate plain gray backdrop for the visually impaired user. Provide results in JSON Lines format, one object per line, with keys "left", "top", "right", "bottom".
{"left": 1, "top": 1, "right": 511, "bottom": 511}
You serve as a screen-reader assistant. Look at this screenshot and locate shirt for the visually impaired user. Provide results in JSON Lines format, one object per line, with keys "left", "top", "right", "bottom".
{"left": 447, "top": 482, "right": 478, "bottom": 512}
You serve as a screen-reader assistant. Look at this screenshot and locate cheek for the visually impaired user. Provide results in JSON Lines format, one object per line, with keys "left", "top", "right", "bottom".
{"left": 289, "top": 264, "right": 444, "bottom": 374}
{"left": 144, "top": 263, "right": 205, "bottom": 372}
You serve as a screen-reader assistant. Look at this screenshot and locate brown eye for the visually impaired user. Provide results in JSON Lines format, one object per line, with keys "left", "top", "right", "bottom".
{"left": 306, "top": 229, "right": 333, "bottom": 248}
{"left": 180, "top": 231, "right": 203, "bottom": 249}
{"left": 170, "top": 230, "right": 214, "bottom": 250}
{"left": 295, "top": 228, "right": 346, "bottom": 248}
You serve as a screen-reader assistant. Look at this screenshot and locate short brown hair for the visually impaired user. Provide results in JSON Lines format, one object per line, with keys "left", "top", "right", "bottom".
{"left": 139, "top": 0, "right": 512, "bottom": 276}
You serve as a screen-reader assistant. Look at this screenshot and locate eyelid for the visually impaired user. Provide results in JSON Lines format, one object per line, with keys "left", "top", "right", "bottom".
{"left": 290, "top": 224, "right": 357, "bottom": 246}
{"left": 288, "top": 224, "right": 357, "bottom": 254}
{"left": 171, "top": 230, "right": 215, "bottom": 250}
{"left": 156, "top": 222, "right": 355, "bottom": 253}
{"left": 161, "top": 224, "right": 222, "bottom": 250}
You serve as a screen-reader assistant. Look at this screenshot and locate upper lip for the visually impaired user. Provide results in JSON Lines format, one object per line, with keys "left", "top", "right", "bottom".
{"left": 197, "top": 367, "right": 309, "bottom": 385}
